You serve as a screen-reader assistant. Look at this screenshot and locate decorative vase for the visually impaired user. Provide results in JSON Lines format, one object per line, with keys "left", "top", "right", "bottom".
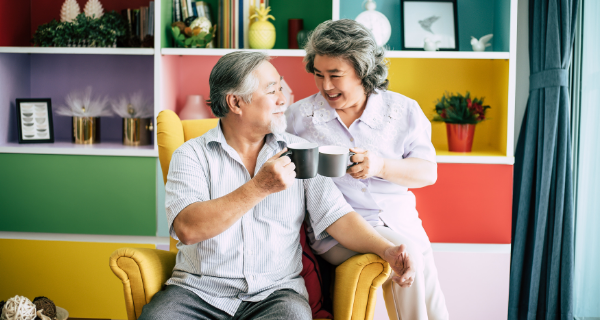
{"left": 288, "top": 19, "right": 303, "bottom": 49}
{"left": 179, "top": 95, "right": 211, "bottom": 120}
{"left": 123, "top": 118, "right": 153, "bottom": 146}
{"left": 249, "top": 4, "right": 276, "bottom": 49}
{"left": 72, "top": 116, "right": 100, "bottom": 144}
{"left": 446, "top": 123, "right": 475, "bottom": 152}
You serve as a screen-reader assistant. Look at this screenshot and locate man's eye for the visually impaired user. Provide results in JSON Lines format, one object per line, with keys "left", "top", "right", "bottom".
{"left": 315, "top": 74, "right": 324, "bottom": 78}
{"left": 268, "top": 91, "right": 276, "bottom": 94}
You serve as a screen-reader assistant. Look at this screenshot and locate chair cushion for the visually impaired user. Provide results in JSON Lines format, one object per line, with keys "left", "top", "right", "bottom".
{"left": 300, "top": 223, "right": 333, "bottom": 319}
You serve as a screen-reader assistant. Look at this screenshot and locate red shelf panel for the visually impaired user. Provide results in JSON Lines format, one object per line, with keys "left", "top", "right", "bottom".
{"left": 413, "top": 163, "right": 514, "bottom": 244}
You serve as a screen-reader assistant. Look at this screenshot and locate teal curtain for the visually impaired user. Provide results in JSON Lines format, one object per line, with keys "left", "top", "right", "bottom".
{"left": 573, "top": 0, "right": 600, "bottom": 318}
{"left": 508, "top": 0, "right": 579, "bottom": 319}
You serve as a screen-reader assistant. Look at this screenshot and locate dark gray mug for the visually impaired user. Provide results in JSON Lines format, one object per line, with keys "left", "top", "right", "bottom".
{"left": 318, "top": 146, "right": 357, "bottom": 178}
{"left": 280, "top": 142, "right": 319, "bottom": 179}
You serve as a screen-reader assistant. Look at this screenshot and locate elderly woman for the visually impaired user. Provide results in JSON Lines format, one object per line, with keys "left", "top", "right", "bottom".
{"left": 286, "top": 19, "right": 449, "bottom": 320}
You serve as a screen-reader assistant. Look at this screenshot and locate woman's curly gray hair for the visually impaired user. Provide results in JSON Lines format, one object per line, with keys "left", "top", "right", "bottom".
{"left": 304, "top": 19, "right": 389, "bottom": 95}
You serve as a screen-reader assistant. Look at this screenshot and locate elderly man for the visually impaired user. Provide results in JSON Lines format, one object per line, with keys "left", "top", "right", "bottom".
{"left": 139, "top": 52, "right": 415, "bottom": 320}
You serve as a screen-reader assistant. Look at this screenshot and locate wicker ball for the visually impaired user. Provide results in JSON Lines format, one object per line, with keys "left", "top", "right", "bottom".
{"left": 32, "top": 297, "right": 56, "bottom": 320}
{"left": 2, "top": 295, "right": 36, "bottom": 320}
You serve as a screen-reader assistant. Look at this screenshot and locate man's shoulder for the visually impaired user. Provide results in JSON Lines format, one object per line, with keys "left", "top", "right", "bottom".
{"left": 173, "top": 127, "right": 218, "bottom": 156}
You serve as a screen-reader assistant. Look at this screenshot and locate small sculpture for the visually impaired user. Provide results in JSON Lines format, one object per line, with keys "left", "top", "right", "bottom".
{"left": 84, "top": 0, "right": 104, "bottom": 19}
{"left": 424, "top": 37, "right": 441, "bottom": 51}
{"left": 248, "top": 4, "right": 276, "bottom": 49}
{"left": 355, "top": 0, "right": 391, "bottom": 46}
{"left": 60, "top": 0, "right": 81, "bottom": 22}
{"left": 471, "top": 34, "right": 493, "bottom": 52}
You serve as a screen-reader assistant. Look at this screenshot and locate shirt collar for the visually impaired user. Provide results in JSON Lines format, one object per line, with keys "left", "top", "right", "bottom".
{"left": 311, "top": 90, "right": 388, "bottom": 129}
{"left": 206, "top": 120, "right": 286, "bottom": 151}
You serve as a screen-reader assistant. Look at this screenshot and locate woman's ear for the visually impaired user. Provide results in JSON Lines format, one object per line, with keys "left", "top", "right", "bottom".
{"left": 226, "top": 94, "right": 242, "bottom": 115}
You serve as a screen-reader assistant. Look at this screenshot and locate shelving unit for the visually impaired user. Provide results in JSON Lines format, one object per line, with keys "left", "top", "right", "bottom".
{"left": 0, "top": 0, "right": 518, "bottom": 318}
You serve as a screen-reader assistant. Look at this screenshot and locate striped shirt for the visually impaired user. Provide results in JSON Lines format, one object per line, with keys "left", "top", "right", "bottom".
{"left": 164, "top": 121, "right": 353, "bottom": 315}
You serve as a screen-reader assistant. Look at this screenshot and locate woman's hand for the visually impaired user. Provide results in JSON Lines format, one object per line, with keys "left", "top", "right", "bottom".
{"left": 347, "top": 148, "right": 385, "bottom": 180}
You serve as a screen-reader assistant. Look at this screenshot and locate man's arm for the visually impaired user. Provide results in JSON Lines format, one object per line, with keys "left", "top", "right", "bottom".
{"left": 174, "top": 148, "right": 295, "bottom": 245}
{"left": 325, "top": 211, "right": 415, "bottom": 287}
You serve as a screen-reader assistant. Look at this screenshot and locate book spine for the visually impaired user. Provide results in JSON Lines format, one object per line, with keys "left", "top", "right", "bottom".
{"left": 175, "top": 0, "right": 182, "bottom": 21}
{"left": 180, "top": 0, "right": 189, "bottom": 19}
{"left": 191, "top": 2, "right": 198, "bottom": 17}
{"left": 239, "top": 0, "right": 243, "bottom": 49}
{"left": 187, "top": 0, "right": 194, "bottom": 17}
{"left": 150, "top": 1, "right": 154, "bottom": 36}
{"left": 243, "top": 0, "right": 249, "bottom": 48}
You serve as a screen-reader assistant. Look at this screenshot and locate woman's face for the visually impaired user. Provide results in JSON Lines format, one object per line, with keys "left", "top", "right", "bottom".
{"left": 313, "top": 55, "right": 366, "bottom": 111}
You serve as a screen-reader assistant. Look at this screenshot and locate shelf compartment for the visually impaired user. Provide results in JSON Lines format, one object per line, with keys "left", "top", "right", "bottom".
{"left": 0, "top": 47, "right": 155, "bottom": 55}
{"left": 387, "top": 58, "right": 510, "bottom": 158}
{"left": 340, "top": 0, "right": 511, "bottom": 52}
{"left": 0, "top": 142, "right": 157, "bottom": 157}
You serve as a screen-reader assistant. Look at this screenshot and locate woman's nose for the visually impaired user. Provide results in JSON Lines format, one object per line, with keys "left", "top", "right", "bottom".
{"left": 322, "top": 77, "right": 334, "bottom": 91}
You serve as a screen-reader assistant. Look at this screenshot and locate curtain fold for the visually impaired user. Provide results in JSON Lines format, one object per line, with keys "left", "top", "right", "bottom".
{"left": 509, "top": 0, "right": 579, "bottom": 319}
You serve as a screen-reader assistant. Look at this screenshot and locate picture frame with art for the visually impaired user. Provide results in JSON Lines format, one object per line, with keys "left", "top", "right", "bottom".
{"left": 400, "top": 0, "right": 459, "bottom": 51}
{"left": 16, "top": 98, "right": 54, "bottom": 144}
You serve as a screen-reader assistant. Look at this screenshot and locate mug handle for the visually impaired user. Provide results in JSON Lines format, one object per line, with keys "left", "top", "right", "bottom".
{"left": 280, "top": 150, "right": 293, "bottom": 158}
{"left": 347, "top": 151, "right": 358, "bottom": 169}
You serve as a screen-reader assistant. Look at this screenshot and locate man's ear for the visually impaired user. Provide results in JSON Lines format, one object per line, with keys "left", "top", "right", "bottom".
{"left": 226, "top": 94, "right": 242, "bottom": 115}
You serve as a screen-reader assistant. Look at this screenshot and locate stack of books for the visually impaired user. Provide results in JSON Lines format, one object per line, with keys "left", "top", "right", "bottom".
{"left": 122, "top": 1, "right": 155, "bottom": 47}
{"left": 172, "top": 0, "right": 269, "bottom": 49}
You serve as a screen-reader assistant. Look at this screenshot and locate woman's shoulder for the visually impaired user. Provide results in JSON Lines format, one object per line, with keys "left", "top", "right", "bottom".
{"left": 379, "top": 90, "right": 418, "bottom": 108}
{"left": 288, "top": 93, "right": 322, "bottom": 116}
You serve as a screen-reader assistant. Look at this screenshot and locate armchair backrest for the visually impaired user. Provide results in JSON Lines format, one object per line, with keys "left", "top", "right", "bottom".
{"left": 156, "top": 110, "right": 219, "bottom": 252}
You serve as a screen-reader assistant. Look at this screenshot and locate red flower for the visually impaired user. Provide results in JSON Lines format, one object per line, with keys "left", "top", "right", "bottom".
{"left": 441, "top": 110, "right": 447, "bottom": 119}
{"left": 467, "top": 98, "right": 473, "bottom": 109}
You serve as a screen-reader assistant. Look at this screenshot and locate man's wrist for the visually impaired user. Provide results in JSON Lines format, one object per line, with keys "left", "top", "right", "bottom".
{"left": 249, "top": 177, "right": 270, "bottom": 198}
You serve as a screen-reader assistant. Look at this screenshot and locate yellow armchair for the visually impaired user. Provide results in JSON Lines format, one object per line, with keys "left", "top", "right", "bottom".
{"left": 109, "top": 110, "right": 391, "bottom": 320}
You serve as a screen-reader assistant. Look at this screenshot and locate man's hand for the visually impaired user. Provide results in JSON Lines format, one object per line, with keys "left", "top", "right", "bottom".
{"left": 252, "top": 148, "right": 296, "bottom": 194}
{"left": 347, "top": 148, "right": 385, "bottom": 180}
{"left": 383, "top": 244, "right": 415, "bottom": 288}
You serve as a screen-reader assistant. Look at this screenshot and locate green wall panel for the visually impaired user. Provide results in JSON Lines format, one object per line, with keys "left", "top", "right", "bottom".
{"left": 0, "top": 153, "right": 156, "bottom": 236}
{"left": 270, "top": 0, "right": 332, "bottom": 50}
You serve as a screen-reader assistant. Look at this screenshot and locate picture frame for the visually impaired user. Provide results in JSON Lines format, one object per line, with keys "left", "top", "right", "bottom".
{"left": 16, "top": 98, "right": 54, "bottom": 144}
{"left": 400, "top": 0, "right": 459, "bottom": 51}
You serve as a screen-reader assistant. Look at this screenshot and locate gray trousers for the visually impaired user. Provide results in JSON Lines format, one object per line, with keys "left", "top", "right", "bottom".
{"left": 138, "top": 285, "right": 312, "bottom": 320}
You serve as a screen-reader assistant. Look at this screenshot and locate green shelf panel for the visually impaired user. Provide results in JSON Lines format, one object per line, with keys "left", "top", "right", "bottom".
{"left": 0, "top": 153, "right": 156, "bottom": 236}
{"left": 340, "top": 0, "right": 510, "bottom": 52}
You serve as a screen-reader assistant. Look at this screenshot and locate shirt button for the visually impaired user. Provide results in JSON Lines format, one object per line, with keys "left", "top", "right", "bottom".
{"left": 350, "top": 138, "right": 354, "bottom": 142}
{"left": 361, "top": 188, "right": 367, "bottom": 192}
{"left": 379, "top": 209, "right": 383, "bottom": 213}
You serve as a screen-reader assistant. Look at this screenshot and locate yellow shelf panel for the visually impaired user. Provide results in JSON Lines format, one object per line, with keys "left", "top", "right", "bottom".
{"left": 386, "top": 58, "right": 510, "bottom": 157}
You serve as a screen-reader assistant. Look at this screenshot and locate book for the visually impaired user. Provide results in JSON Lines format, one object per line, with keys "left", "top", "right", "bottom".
{"left": 122, "top": 9, "right": 133, "bottom": 37}
{"left": 180, "top": 0, "right": 189, "bottom": 19}
{"left": 150, "top": 1, "right": 154, "bottom": 36}
{"left": 133, "top": 9, "right": 140, "bottom": 37}
{"left": 187, "top": 0, "right": 194, "bottom": 17}
{"left": 191, "top": 2, "right": 198, "bottom": 17}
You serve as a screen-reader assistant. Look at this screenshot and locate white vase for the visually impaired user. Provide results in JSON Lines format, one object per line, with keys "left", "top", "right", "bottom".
{"left": 179, "top": 95, "right": 211, "bottom": 120}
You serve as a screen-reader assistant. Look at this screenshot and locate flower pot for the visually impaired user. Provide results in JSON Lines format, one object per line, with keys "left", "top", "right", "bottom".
{"left": 72, "top": 116, "right": 100, "bottom": 144}
{"left": 446, "top": 123, "right": 475, "bottom": 152}
{"left": 123, "top": 118, "right": 153, "bottom": 146}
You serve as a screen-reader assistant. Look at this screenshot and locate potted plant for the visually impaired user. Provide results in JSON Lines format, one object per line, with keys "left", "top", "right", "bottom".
{"left": 433, "top": 91, "right": 490, "bottom": 152}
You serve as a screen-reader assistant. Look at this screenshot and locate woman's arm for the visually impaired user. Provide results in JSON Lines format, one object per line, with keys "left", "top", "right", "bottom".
{"left": 347, "top": 148, "right": 437, "bottom": 188}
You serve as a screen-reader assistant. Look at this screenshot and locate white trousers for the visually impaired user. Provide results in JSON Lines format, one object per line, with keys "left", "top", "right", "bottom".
{"left": 320, "top": 226, "right": 449, "bottom": 320}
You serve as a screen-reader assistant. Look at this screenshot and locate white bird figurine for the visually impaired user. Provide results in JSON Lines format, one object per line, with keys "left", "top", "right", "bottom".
{"left": 471, "top": 34, "right": 493, "bottom": 52}
{"left": 424, "top": 38, "right": 441, "bottom": 51}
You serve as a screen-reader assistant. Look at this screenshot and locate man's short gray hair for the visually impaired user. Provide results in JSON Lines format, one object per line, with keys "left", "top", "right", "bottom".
{"left": 209, "top": 51, "right": 270, "bottom": 118}
{"left": 304, "top": 19, "right": 389, "bottom": 95}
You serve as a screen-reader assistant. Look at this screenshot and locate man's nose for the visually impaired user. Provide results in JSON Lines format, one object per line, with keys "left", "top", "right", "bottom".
{"left": 277, "top": 89, "right": 287, "bottom": 106}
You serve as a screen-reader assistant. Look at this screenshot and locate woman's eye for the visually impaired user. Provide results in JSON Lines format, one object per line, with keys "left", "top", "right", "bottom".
{"left": 279, "top": 87, "right": 283, "bottom": 91}
{"left": 268, "top": 91, "right": 275, "bottom": 94}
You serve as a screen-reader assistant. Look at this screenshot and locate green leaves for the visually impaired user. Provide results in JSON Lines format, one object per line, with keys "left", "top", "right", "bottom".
{"left": 170, "top": 25, "right": 216, "bottom": 48}
{"left": 432, "top": 91, "right": 491, "bottom": 124}
{"left": 33, "top": 11, "right": 126, "bottom": 47}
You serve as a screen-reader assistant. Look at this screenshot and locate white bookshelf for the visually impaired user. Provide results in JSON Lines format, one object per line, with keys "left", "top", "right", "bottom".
{"left": 0, "top": 47, "right": 155, "bottom": 55}
{"left": 0, "top": 142, "right": 157, "bottom": 157}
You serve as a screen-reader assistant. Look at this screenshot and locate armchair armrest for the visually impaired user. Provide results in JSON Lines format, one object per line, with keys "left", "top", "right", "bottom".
{"left": 333, "top": 253, "right": 391, "bottom": 320}
{"left": 109, "top": 248, "right": 176, "bottom": 320}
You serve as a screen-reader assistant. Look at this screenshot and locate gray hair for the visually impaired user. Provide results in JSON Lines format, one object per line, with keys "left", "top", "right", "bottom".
{"left": 304, "top": 19, "right": 389, "bottom": 95}
{"left": 209, "top": 51, "right": 270, "bottom": 117}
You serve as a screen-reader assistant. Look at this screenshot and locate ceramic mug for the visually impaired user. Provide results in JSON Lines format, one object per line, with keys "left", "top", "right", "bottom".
{"left": 318, "top": 146, "right": 357, "bottom": 178}
{"left": 280, "top": 142, "right": 319, "bottom": 179}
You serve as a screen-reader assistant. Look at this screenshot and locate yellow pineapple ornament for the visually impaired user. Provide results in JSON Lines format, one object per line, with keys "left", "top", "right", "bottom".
{"left": 248, "top": 4, "right": 275, "bottom": 49}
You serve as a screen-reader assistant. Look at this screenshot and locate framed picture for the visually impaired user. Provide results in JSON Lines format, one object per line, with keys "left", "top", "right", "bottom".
{"left": 16, "top": 98, "right": 54, "bottom": 144}
{"left": 400, "top": 0, "right": 459, "bottom": 51}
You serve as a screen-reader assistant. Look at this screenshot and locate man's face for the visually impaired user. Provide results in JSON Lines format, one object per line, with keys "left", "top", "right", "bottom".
{"left": 239, "top": 61, "right": 287, "bottom": 134}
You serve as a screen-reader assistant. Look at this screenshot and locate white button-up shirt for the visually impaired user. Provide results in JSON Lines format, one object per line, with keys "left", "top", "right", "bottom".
{"left": 164, "top": 122, "right": 353, "bottom": 315}
{"left": 286, "top": 90, "right": 436, "bottom": 254}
